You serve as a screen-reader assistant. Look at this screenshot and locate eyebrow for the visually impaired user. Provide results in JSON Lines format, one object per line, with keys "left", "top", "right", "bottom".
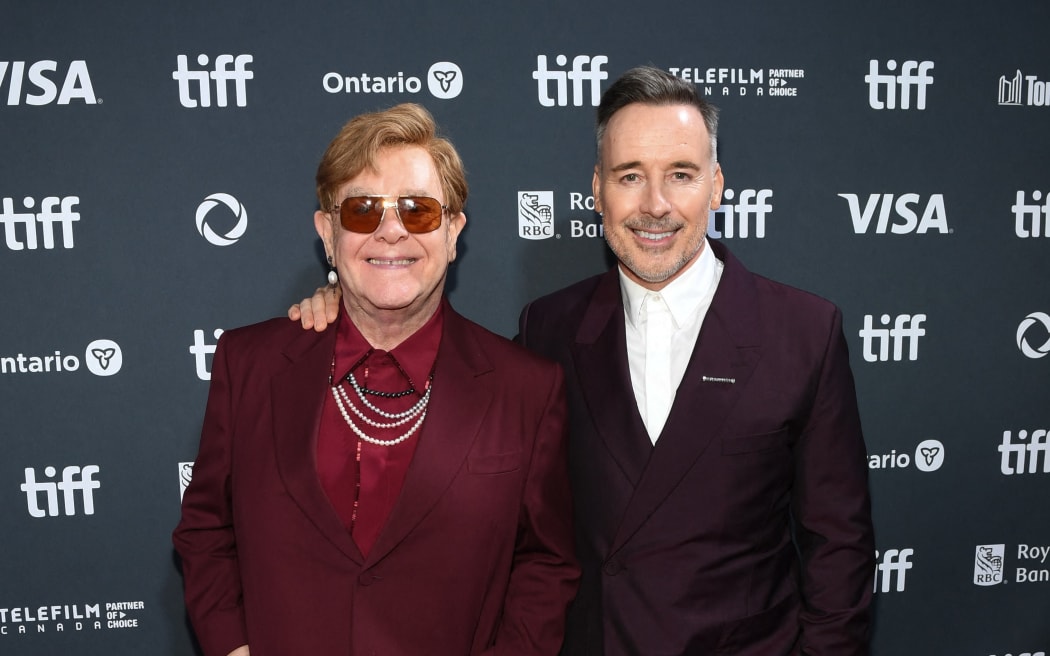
{"left": 608, "top": 160, "right": 701, "bottom": 172}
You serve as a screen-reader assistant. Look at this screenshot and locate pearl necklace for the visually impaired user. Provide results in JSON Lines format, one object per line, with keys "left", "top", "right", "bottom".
{"left": 331, "top": 373, "right": 433, "bottom": 447}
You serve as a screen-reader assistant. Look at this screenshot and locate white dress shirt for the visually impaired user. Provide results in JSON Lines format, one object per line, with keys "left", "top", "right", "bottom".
{"left": 620, "top": 239, "right": 724, "bottom": 443}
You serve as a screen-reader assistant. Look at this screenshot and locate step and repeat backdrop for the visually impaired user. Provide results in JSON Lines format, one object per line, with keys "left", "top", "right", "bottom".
{"left": 1, "top": 1, "right": 1048, "bottom": 654}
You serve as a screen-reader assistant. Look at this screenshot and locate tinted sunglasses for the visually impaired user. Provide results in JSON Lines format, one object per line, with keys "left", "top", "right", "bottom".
{"left": 331, "top": 195, "right": 447, "bottom": 234}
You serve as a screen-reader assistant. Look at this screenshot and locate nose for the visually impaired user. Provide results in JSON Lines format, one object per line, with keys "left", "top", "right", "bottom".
{"left": 639, "top": 180, "right": 672, "bottom": 218}
{"left": 373, "top": 200, "right": 409, "bottom": 241}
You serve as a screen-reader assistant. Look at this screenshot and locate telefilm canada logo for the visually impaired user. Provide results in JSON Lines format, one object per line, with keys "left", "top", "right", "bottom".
{"left": 196, "top": 193, "right": 247, "bottom": 246}
{"left": 0, "top": 195, "right": 80, "bottom": 250}
{"left": 1, "top": 339, "right": 122, "bottom": 377}
{"left": 0, "top": 600, "right": 146, "bottom": 636}
{"left": 668, "top": 65, "right": 807, "bottom": 98}
{"left": 323, "top": 61, "right": 463, "bottom": 100}
{"left": 1, "top": 60, "right": 98, "bottom": 105}
{"left": 974, "top": 543, "right": 1050, "bottom": 585}
{"left": 999, "top": 70, "right": 1050, "bottom": 107}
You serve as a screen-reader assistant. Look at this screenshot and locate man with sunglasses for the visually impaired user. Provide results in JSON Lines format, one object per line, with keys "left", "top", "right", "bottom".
{"left": 294, "top": 69, "right": 874, "bottom": 655}
{"left": 174, "top": 103, "right": 579, "bottom": 656}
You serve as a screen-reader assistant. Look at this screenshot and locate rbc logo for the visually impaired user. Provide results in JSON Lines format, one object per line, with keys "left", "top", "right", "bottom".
{"left": 974, "top": 544, "right": 1006, "bottom": 586}
{"left": 0, "top": 196, "right": 80, "bottom": 250}
{"left": 518, "top": 191, "right": 554, "bottom": 240}
{"left": 172, "top": 54, "right": 253, "bottom": 108}
{"left": 865, "top": 59, "right": 934, "bottom": 110}
{"left": 21, "top": 465, "right": 101, "bottom": 517}
{"left": 533, "top": 55, "right": 608, "bottom": 107}
{"left": 858, "top": 314, "right": 927, "bottom": 362}
{"left": 838, "top": 193, "right": 949, "bottom": 234}
{"left": 0, "top": 60, "right": 97, "bottom": 105}
{"left": 196, "top": 193, "right": 248, "bottom": 246}
{"left": 708, "top": 189, "right": 773, "bottom": 239}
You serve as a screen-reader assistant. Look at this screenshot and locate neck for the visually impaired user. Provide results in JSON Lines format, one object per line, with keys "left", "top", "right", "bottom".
{"left": 344, "top": 296, "right": 441, "bottom": 351}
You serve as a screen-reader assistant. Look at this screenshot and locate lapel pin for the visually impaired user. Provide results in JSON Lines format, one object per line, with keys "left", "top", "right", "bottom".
{"left": 702, "top": 375, "right": 736, "bottom": 384}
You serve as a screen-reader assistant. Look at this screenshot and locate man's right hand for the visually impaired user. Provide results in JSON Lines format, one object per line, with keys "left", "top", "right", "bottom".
{"left": 227, "top": 646, "right": 250, "bottom": 656}
{"left": 288, "top": 285, "right": 341, "bottom": 332}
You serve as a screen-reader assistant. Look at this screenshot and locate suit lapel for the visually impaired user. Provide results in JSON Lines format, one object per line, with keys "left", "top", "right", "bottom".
{"left": 610, "top": 242, "right": 763, "bottom": 553}
{"left": 365, "top": 308, "right": 493, "bottom": 566}
{"left": 572, "top": 269, "right": 653, "bottom": 487}
{"left": 271, "top": 322, "right": 364, "bottom": 563}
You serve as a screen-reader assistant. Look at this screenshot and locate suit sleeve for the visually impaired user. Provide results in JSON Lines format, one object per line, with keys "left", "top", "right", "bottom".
{"left": 793, "top": 308, "right": 876, "bottom": 655}
{"left": 486, "top": 363, "right": 581, "bottom": 655}
{"left": 172, "top": 334, "right": 249, "bottom": 656}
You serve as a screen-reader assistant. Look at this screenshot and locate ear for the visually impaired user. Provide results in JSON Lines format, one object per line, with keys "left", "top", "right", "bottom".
{"left": 446, "top": 211, "right": 467, "bottom": 262}
{"left": 314, "top": 210, "right": 335, "bottom": 260}
{"left": 592, "top": 165, "right": 603, "bottom": 214}
{"left": 710, "top": 163, "right": 725, "bottom": 210}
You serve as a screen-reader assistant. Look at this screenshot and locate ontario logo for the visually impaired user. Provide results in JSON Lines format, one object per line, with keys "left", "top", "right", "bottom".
{"left": 323, "top": 61, "right": 463, "bottom": 100}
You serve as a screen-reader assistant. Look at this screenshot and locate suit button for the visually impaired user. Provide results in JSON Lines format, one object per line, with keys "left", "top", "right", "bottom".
{"left": 358, "top": 572, "right": 376, "bottom": 586}
{"left": 602, "top": 560, "right": 624, "bottom": 576}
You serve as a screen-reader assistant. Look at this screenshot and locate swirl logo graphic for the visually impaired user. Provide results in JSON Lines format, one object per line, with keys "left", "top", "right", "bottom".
{"left": 428, "top": 62, "right": 463, "bottom": 99}
{"left": 1016, "top": 312, "right": 1050, "bottom": 359}
{"left": 195, "top": 193, "right": 248, "bottom": 246}
{"left": 85, "top": 339, "right": 122, "bottom": 376}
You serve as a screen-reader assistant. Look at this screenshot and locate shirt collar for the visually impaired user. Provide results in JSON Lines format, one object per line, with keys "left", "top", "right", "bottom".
{"left": 619, "top": 237, "right": 720, "bottom": 330}
{"left": 334, "top": 301, "right": 444, "bottom": 389}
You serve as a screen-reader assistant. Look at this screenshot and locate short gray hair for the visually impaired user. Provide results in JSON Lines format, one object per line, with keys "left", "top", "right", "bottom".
{"left": 595, "top": 66, "right": 719, "bottom": 165}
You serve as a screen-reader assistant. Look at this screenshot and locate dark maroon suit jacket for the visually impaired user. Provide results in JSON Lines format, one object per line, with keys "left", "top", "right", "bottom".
{"left": 174, "top": 305, "right": 580, "bottom": 656}
{"left": 518, "top": 240, "right": 874, "bottom": 655}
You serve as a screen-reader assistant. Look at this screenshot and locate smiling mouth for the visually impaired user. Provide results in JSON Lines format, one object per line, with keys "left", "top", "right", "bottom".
{"left": 631, "top": 228, "right": 677, "bottom": 241}
{"left": 367, "top": 258, "right": 416, "bottom": 266}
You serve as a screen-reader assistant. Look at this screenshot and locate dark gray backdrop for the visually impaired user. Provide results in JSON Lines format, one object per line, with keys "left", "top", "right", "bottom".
{"left": 2, "top": 1, "right": 1048, "bottom": 654}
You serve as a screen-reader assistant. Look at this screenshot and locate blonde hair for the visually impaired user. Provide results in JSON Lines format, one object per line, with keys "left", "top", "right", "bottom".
{"left": 316, "top": 103, "right": 468, "bottom": 214}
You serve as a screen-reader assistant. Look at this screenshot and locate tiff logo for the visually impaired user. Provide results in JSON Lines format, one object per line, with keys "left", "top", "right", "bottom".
{"left": 172, "top": 54, "right": 253, "bottom": 108}
{"left": 858, "top": 314, "right": 926, "bottom": 362}
{"left": 999, "top": 69, "right": 1050, "bottom": 107}
{"left": 21, "top": 465, "right": 100, "bottom": 517}
{"left": 999, "top": 429, "right": 1050, "bottom": 475}
{"left": 1012, "top": 191, "right": 1050, "bottom": 238}
{"left": 865, "top": 59, "right": 934, "bottom": 110}
{"left": 533, "top": 55, "right": 608, "bottom": 107}
{"left": 708, "top": 189, "right": 772, "bottom": 239}
{"left": 190, "top": 328, "right": 224, "bottom": 381}
{"left": 838, "top": 193, "right": 949, "bottom": 234}
{"left": 0, "top": 196, "right": 79, "bottom": 250}
{"left": 0, "top": 60, "right": 97, "bottom": 105}
{"left": 874, "top": 548, "right": 913, "bottom": 593}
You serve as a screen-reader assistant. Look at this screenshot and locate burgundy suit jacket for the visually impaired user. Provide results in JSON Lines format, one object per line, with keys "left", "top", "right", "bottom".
{"left": 174, "top": 304, "right": 580, "bottom": 656}
{"left": 518, "top": 240, "right": 874, "bottom": 656}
